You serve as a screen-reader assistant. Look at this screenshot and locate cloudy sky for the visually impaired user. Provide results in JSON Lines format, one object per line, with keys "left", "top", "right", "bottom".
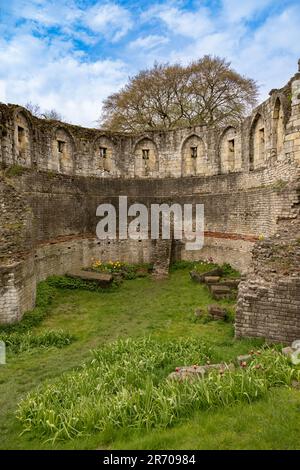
{"left": 0, "top": 0, "right": 299, "bottom": 127}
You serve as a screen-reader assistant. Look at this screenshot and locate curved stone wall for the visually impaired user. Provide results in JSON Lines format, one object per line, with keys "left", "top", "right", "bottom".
{"left": 0, "top": 79, "right": 294, "bottom": 179}
{"left": 0, "top": 67, "right": 300, "bottom": 334}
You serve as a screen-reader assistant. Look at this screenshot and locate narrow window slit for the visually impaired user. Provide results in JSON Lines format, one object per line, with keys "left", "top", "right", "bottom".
{"left": 142, "top": 149, "right": 149, "bottom": 160}
{"left": 57, "top": 140, "right": 65, "bottom": 153}
{"left": 100, "top": 147, "right": 107, "bottom": 158}
{"left": 191, "top": 146, "right": 198, "bottom": 158}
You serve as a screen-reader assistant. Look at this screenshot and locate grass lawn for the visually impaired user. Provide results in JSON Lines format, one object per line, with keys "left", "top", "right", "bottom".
{"left": 0, "top": 268, "right": 300, "bottom": 450}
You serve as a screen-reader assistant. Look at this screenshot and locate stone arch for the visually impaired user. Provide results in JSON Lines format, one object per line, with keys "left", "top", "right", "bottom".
{"left": 219, "top": 126, "right": 237, "bottom": 173}
{"left": 14, "top": 110, "right": 32, "bottom": 167}
{"left": 250, "top": 113, "right": 265, "bottom": 170}
{"left": 273, "top": 97, "right": 285, "bottom": 155}
{"left": 93, "top": 135, "right": 116, "bottom": 174}
{"left": 52, "top": 127, "right": 75, "bottom": 174}
{"left": 134, "top": 137, "right": 158, "bottom": 177}
{"left": 181, "top": 134, "right": 206, "bottom": 176}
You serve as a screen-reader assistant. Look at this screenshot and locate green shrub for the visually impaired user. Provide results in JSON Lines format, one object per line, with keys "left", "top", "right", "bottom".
{"left": 0, "top": 329, "right": 75, "bottom": 354}
{"left": 89, "top": 261, "right": 152, "bottom": 280}
{"left": 17, "top": 338, "right": 299, "bottom": 441}
{"left": 170, "top": 260, "right": 240, "bottom": 279}
{"left": 221, "top": 263, "right": 240, "bottom": 278}
{"left": 170, "top": 260, "right": 217, "bottom": 272}
{"left": 224, "top": 307, "right": 235, "bottom": 323}
{"left": 170, "top": 260, "right": 196, "bottom": 271}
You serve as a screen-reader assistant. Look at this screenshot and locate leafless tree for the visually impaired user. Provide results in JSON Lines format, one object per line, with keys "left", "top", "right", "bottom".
{"left": 25, "top": 102, "right": 63, "bottom": 121}
{"left": 100, "top": 56, "right": 258, "bottom": 132}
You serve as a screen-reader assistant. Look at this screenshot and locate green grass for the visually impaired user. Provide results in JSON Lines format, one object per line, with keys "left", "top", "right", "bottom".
{"left": 0, "top": 267, "right": 299, "bottom": 450}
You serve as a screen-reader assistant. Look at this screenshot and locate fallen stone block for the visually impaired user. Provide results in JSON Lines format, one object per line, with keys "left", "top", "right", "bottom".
{"left": 218, "top": 279, "right": 241, "bottom": 289}
{"left": 67, "top": 270, "right": 113, "bottom": 287}
{"left": 189, "top": 268, "right": 223, "bottom": 283}
{"left": 168, "top": 363, "right": 235, "bottom": 381}
{"left": 208, "top": 304, "right": 227, "bottom": 320}
{"left": 236, "top": 354, "right": 252, "bottom": 365}
{"left": 189, "top": 271, "right": 204, "bottom": 283}
{"left": 204, "top": 276, "right": 221, "bottom": 284}
{"left": 210, "top": 284, "right": 234, "bottom": 300}
{"left": 203, "top": 363, "right": 235, "bottom": 373}
{"left": 292, "top": 339, "right": 300, "bottom": 350}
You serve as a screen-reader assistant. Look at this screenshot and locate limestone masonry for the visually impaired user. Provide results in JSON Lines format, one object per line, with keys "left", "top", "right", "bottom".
{"left": 1, "top": 64, "right": 300, "bottom": 343}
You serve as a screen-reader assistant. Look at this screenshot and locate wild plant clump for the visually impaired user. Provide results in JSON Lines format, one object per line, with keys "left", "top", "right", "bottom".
{"left": 0, "top": 329, "right": 75, "bottom": 354}
{"left": 17, "top": 337, "right": 299, "bottom": 442}
{"left": 89, "top": 260, "right": 152, "bottom": 280}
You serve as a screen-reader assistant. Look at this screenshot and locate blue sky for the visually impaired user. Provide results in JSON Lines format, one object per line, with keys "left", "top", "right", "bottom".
{"left": 0, "top": 0, "right": 299, "bottom": 127}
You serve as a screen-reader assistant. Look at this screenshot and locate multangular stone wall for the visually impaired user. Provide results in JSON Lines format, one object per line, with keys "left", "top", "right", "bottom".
{"left": 0, "top": 67, "right": 300, "bottom": 329}
{"left": 235, "top": 70, "right": 300, "bottom": 343}
{"left": 235, "top": 219, "right": 300, "bottom": 343}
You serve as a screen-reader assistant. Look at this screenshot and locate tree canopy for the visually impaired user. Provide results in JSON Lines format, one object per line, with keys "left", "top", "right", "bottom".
{"left": 100, "top": 56, "right": 258, "bottom": 132}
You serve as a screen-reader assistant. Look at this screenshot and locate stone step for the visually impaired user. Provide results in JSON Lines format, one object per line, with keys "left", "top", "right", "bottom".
{"left": 210, "top": 284, "right": 234, "bottom": 300}
{"left": 218, "top": 278, "right": 240, "bottom": 289}
{"left": 208, "top": 304, "right": 227, "bottom": 320}
{"left": 204, "top": 275, "right": 221, "bottom": 284}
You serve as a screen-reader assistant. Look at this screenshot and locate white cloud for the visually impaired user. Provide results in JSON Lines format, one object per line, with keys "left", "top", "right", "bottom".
{"left": 13, "top": 0, "right": 82, "bottom": 27}
{"left": 0, "top": 33, "right": 128, "bottom": 126}
{"left": 8, "top": 1, "right": 133, "bottom": 44}
{"left": 129, "top": 35, "right": 169, "bottom": 50}
{"left": 232, "top": 5, "right": 300, "bottom": 95}
{"left": 142, "top": 3, "right": 213, "bottom": 39}
{"left": 221, "top": 0, "right": 275, "bottom": 23}
{"left": 84, "top": 2, "right": 133, "bottom": 42}
{"left": 142, "top": 1, "right": 300, "bottom": 101}
{"left": 1, "top": 0, "right": 299, "bottom": 127}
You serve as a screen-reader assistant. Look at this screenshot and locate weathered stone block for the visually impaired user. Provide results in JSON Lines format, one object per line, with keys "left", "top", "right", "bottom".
{"left": 208, "top": 304, "right": 227, "bottom": 320}
{"left": 67, "top": 270, "right": 113, "bottom": 287}
{"left": 204, "top": 275, "right": 221, "bottom": 284}
{"left": 210, "top": 284, "right": 234, "bottom": 300}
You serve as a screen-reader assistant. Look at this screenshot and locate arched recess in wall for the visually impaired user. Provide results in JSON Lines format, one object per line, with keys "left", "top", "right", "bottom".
{"left": 249, "top": 113, "right": 266, "bottom": 170}
{"left": 273, "top": 97, "right": 285, "bottom": 156}
{"left": 134, "top": 137, "right": 158, "bottom": 177}
{"left": 14, "top": 110, "right": 32, "bottom": 167}
{"left": 181, "top": 134, "right": 206, "bottom": 176}
{"left": 52, "top": 127, "right": 75, "bottom": 175}
{"left": 219, "top": 127, "right": 237, "bottom": 173}
{"left": 93, "top": 135, "right": 116, "bottom": 174}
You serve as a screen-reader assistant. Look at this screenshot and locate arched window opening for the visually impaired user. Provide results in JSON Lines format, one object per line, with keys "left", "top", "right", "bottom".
{"left": 250, "top": 115, "right": 265, "bottom": 170}
{"left": 273, "top": 98, "right": 284, "bottom": 155}
{"left": 134, "top": 138, "right": 158, "bottom": 177}
{"left": 220, "top": 127, "right": 236, "bottom": 173}
{"left": 182, "top": 135, "right": 205, "bottom": 176}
